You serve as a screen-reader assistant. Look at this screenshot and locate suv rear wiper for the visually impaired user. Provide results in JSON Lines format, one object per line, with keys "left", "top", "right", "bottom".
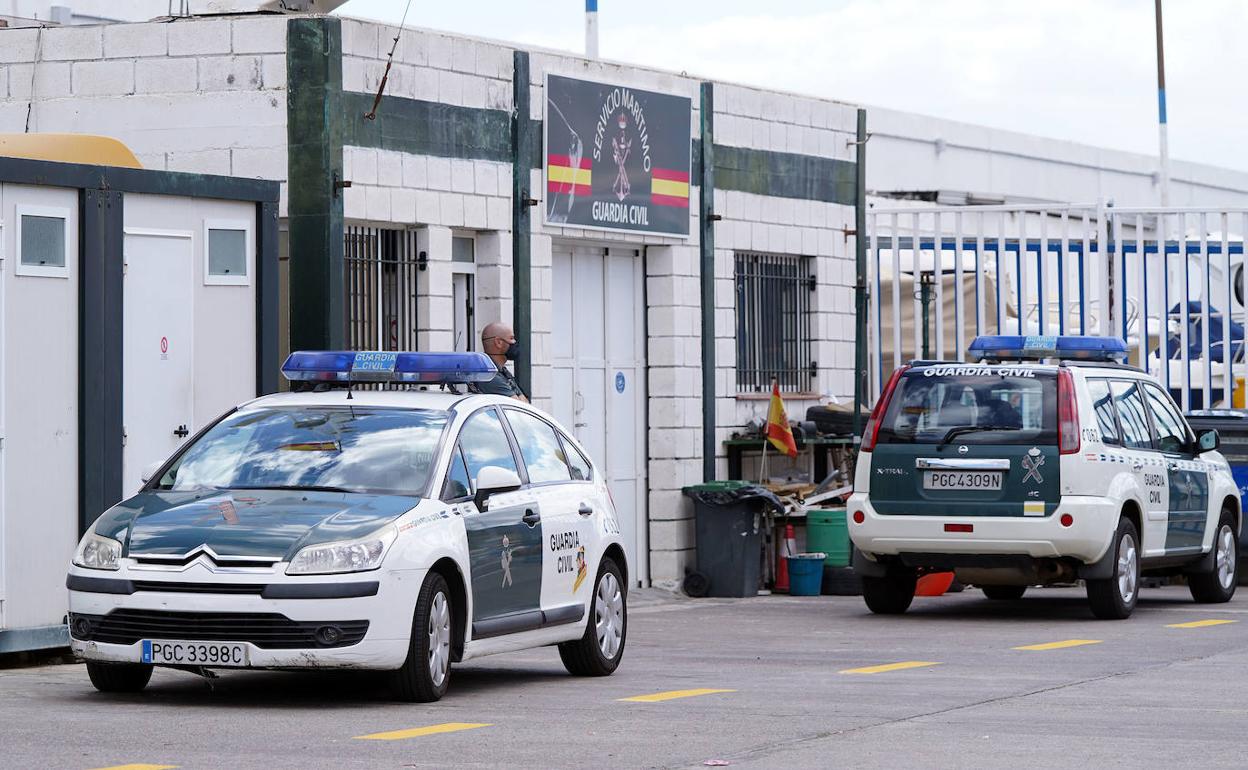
{"left": 939, "top": 425, "right": 1015, "bottom": 446}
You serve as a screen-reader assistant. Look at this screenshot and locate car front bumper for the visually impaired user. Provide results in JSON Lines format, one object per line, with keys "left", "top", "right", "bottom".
{"left": 66, "top": 563, "right": 425, "bottom": 670}
{"left": 847, "top": 492, "right": 1119, "bottom": 564}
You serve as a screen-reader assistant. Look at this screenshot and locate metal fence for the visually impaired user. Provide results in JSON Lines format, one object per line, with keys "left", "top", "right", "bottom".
{"left": 734, "top": 250, "right": 815, "bottom": 392}
{"left": 867, "top": 204, "right": 1248, "bottom": 412}
{"left": 344, "top": 225, "right": 420, "bottom": 352}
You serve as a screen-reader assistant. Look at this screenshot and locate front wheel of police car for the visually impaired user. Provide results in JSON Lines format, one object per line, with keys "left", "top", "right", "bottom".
{"left": 390, "top": 571, "right": 455, "bottom": 703}
{"left": 558, "top": 556, "right": 626, "bottom": 676}
{"left": 1188, "top": 511, "right": 1238, "bottom": 604}
{"left": 85, "top": 661, "right": 153, "bottom": 693}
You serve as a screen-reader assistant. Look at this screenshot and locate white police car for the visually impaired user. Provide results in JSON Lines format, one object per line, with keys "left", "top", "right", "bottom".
{"left": 849, "top": 335, "right": 1240, "bottom": 620}
{"left": 66, "top": 351, "right": 628, "bottom": 701}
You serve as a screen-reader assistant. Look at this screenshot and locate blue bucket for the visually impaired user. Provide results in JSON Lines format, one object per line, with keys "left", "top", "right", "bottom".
{"left": 787, "top": 553, "right": 827, "bottom": 596}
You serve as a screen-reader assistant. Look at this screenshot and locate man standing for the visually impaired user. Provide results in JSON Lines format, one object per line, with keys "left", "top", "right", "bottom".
{"left": 476, "top": 321, "right": 528, "bottom": 401}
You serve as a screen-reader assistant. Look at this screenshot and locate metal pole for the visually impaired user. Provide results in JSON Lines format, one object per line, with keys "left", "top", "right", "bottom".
{"left": 585, "top": 0, "right": 599, "bottom": 58}
{"left": 920, "top": 272, "right": 933, "bottom": 359}
{"left": 852, "top": 108, "right": 868, "bottom": 436}
{"left": 511, "top": 51, "right": 533, "bottom": 395}
{"left": 1155, "top": 0, "right": 1171, "bottom": 206}
{"left": 699, "top": 82, "right": 717, "bottom": 482}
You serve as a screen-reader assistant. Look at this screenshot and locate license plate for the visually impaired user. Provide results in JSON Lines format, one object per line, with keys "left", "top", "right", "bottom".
{"left": 923, "top": 471, "right": 1003, "bottom": 490}
{"left": 141, "top": 640, "right": 249, "bottom": 667}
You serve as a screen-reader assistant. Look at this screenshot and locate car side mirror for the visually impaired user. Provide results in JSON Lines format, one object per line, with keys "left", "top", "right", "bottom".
{"left": 140, "top": 460, "right": 164, "bottom": 485}
{"left": 473, "top": 466, "right": 522, "bottom": 511}
{"left": 1197, "top": 428, "right": 1220, "bottom": 453}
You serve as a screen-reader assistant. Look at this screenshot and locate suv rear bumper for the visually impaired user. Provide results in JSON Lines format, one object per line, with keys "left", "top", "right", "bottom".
{"left": 847, "top": 492, "right": 1118, "bottom": 565}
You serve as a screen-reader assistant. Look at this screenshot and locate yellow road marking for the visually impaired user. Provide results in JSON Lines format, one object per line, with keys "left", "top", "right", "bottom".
{"left": 839, "top": 661, "right": 941, "bottom": 675}
{"left": 618, "top": 688, "right": 736, "bottom": 702}
{"left": 1013, "top": 639, "right": 1103, "bottom": 651}
{"left": 1167, "top": 619, "right": 1239, "bottom": 629}
{"left": 354, "top": 723, "right": 492, "bottom": 741}
{"left": 89, "top": 765, "right": 179, "bottom": 770}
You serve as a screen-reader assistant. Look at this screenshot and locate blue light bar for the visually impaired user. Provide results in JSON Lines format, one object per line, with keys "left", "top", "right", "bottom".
{"left": 281, "top": 351, "right": 498, "bottom": 384}
{"left": 968, "top": 335, "right": 1128, "bottom": 362}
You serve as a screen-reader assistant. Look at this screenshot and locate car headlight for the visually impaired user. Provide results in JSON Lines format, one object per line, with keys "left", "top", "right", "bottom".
{"left": 73, "top": 532, "right": 122, "bottom": 571}
{"left": 286, "top": 526, "right": 397, "bottom": 575}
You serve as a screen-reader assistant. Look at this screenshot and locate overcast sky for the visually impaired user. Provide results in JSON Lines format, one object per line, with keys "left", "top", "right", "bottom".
{"left": 336, "top": 0, "right": 1247, "bottom": 172}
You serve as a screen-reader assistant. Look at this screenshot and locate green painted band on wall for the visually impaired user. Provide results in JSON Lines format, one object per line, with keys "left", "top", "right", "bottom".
{"left": 341, "top": 90, "right": 513, "bottom": 163}
{"left": 338, "top": 90, "right": 857, "bottom": 206}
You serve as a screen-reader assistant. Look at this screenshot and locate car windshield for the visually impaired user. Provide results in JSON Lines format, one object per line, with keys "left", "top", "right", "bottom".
{"left": 154, "top": 406, "right": 448, "bottom": 497}
{"left": 876, "top": 366, "right": 1057, "bottom": 445}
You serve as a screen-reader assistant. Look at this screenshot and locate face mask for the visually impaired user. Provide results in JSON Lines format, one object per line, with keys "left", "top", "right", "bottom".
{"left": 505, "top": 341, "right": 520, "bottom": 360}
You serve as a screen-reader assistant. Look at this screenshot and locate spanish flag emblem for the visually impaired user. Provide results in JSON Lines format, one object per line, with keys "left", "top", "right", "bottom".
{"left": 547, "top": 154, "right": 591, "bottom": 196}
{"left": 650, "top": 167, "right": 689, "bottom": 207}
{"left": 767, "top": 380, "right": 798, "bottom": 458}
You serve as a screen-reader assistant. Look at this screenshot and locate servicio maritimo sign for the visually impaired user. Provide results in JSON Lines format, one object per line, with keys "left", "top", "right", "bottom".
{"left": 544, "top": 74, "right": 692, "bottom": 237}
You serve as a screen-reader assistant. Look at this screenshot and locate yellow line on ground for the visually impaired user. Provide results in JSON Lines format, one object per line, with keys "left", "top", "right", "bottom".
{"left": 89, "top": 765, "right": 178, "bottom": 770}
{"left": 618, "top": 688, "right": 736, "bottom": 703}
{"left": 839, "top": 661, "right": 941, "bottom": 675}
{"left": 1013, "top": 639, "right": 1103, "bottom": 651}
{"left": 354, "top": 723, "right": 492, "bottom": 741}
{"left": 1166, "top": 619, "right": 1239, "bottom": 629}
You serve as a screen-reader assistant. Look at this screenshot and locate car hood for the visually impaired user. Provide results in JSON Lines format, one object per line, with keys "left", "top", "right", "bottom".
{"left": 91, "top": 489, "right": 420, "bottom": 560}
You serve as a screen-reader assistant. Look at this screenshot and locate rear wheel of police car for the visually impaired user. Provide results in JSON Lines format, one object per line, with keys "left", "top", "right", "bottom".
{"left": 861, "top": 568, "right": 918, "bottom": 615}
{"left": 1086, "top": 517, "right": 1141, "bottom": 620}
{"left": 85, "top": 661, "right": 152, "bottom": 694}
{"left": 1188, "top": 511, "right": 1238, "bottom": 604}
{"left": 559, "top": 557, "right": 626, "bottom": 676}
{"left": 391, "top": 571, "right": 454, "bottom": 702}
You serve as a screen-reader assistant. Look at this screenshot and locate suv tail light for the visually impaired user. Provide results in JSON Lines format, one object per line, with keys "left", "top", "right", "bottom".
{"left": 1058, "top": 368, "right": 1080, "bottom": 455}
{"left": 861, "top": 366, "right": 908, "bottom": 452}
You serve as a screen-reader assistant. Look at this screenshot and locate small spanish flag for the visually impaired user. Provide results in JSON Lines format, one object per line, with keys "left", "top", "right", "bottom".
{"left": 547, "top": 154, "right": 591, "bottom": 196}
{"left": 767, "top": 380, "right": 798, "bottom": 458}
{"left": 650, "top": 167, "right": 689, "bottom": 207}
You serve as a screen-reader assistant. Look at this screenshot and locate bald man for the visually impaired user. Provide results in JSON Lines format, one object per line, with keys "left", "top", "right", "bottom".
{"left": 476, "top": 321, "right": 528, "bottom": 401}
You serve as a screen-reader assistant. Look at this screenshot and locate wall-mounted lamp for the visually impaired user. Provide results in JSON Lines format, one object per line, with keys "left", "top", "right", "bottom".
{"left": 417, "top": 250, "right": 428, "bottom": 271}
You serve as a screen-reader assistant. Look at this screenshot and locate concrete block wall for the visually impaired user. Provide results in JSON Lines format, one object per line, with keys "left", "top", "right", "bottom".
{"left": 0, "top": 17, "right": 289, "bottom": 211}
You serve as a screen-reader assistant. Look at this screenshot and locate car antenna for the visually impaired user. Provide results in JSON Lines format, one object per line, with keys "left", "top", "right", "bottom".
{"left": 363, "top": 0, "right": 415, "bottom": 121}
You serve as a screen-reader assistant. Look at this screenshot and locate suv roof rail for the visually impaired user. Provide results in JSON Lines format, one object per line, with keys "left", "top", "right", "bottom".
{"left": 1058, "top": 360, "right": 1146, "bottom": 373}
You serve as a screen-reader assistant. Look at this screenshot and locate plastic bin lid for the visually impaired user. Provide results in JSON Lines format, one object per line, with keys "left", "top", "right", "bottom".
{"left": 682, "top": 480, "right": 753, "bottom": 494}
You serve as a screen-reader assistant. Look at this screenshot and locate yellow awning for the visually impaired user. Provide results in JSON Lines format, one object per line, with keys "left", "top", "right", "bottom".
{"left": 0, "top": 133, "right": 142, "bottom": 169}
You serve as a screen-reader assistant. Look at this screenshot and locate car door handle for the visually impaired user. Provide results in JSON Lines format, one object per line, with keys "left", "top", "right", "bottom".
{"left": 578, "top": 503, "right": 593, "bottom": 517}
{"left": 521, "top": 508, "right": 541, "bottom": 527}
{"left": 1132, "top": 462, "right": 1143, "bottom": 471}
{"left": 173, "top": 424, "right": 189, "bottom": 438}
{"left": 1168, "top": 462, "right": 1179, "bottom": 472}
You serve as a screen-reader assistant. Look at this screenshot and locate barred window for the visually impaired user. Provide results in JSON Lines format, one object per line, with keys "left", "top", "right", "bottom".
{"left": 735, "top": 251, "right": 814, "bottom": 393}
{"left": 344, "top": 225, "right": 419, "bottom": 352}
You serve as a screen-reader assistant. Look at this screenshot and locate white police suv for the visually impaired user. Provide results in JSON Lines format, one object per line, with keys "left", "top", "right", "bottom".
{"left": 849, "top": 335, "right": 1240, "bottom": 620}
{"left": 67, "top": 351, "right": 628, "bottom": 701}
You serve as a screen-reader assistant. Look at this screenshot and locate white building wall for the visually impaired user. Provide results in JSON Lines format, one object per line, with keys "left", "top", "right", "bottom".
{"left": 0, "top": 17, "right": 289, "bottom": 210}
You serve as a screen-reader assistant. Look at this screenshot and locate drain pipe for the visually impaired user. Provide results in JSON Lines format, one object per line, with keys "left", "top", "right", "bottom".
{"left": 852, "top": 108, "right": 868, "bottom": 437}
{"left": 699, "top": 82, "right": 717, "bottom": 481}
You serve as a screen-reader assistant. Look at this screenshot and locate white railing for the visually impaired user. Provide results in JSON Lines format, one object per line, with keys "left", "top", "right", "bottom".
{"left": 867, "top": 204, "right": 1248, "bottom": 412}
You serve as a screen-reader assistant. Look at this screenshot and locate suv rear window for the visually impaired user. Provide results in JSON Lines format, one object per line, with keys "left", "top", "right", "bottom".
{"left": 875, "top": 366, "right": 1056, "bottom": 445}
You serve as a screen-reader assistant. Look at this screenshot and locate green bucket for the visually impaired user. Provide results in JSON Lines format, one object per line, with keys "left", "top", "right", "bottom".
{"left": 806, "top": 507, "right": 851, "bottom": 567}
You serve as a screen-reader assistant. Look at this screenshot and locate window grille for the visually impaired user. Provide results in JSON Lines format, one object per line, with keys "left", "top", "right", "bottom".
{"left": 734, "top": 251, "right": 815, "bottom": 393}
{"left": 344, "top": 225, "right": 419, "bottom": 351}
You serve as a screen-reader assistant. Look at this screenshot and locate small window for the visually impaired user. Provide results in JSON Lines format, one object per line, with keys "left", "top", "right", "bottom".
{"left": 559, "top": 432, "right": 593, "bottom": 481}
{"left": 457, "top": 408, "right": 520, "bottom": 489}
{"left": 452, "top": 235, "right": 475, "bottom": 263}
{"left": 16, "top": 205, "right": 69, "bottom": 277}
{"left": 1144, "top": 383, "right": 1190, "bottom": 454}
{"left": 1087, "top": 379, "right": 1121, "bottom": 445}
{"left": 442, "top": 445, "right": 472, "bottom": 500}
{"left": 735, "top": 251, "right": 814, "bottom": 393}
{"left": 505, "top": 409, "right": 572, "bottom": 484}
{"left": 1111, "top": 380, "right": 1153, "bottom": 450}
{"left": 204, "top": 219, "right": 251, "bottom": 285}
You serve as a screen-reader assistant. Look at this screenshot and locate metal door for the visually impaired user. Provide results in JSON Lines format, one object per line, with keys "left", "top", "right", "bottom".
{"left": 123, "top": 230, "right": 194, "bottom": 495}
{"left": 552, "top": 244, "right": 647, "bottom": 585}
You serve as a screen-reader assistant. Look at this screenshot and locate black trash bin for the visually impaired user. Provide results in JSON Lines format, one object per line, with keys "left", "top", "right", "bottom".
{"left": 1186, "top": 410, "right": 1248, "bottom": 573}
{"left": 681, "top": 481, "right": 784, "bottom": 598}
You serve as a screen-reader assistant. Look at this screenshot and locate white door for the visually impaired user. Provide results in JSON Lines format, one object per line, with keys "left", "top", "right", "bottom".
{"left": 123, "top": 231, "right": 194, "bottom": 495}
{"left": 552, "top": 244, "right": 647, "bottom": 585}
{"left": 452, "top": 271, "right": 475, "bottom": 352}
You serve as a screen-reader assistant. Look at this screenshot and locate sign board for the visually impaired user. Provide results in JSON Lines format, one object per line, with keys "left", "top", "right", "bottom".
{"left": 544, "top": 74, "right": 692, "bottom": 237}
